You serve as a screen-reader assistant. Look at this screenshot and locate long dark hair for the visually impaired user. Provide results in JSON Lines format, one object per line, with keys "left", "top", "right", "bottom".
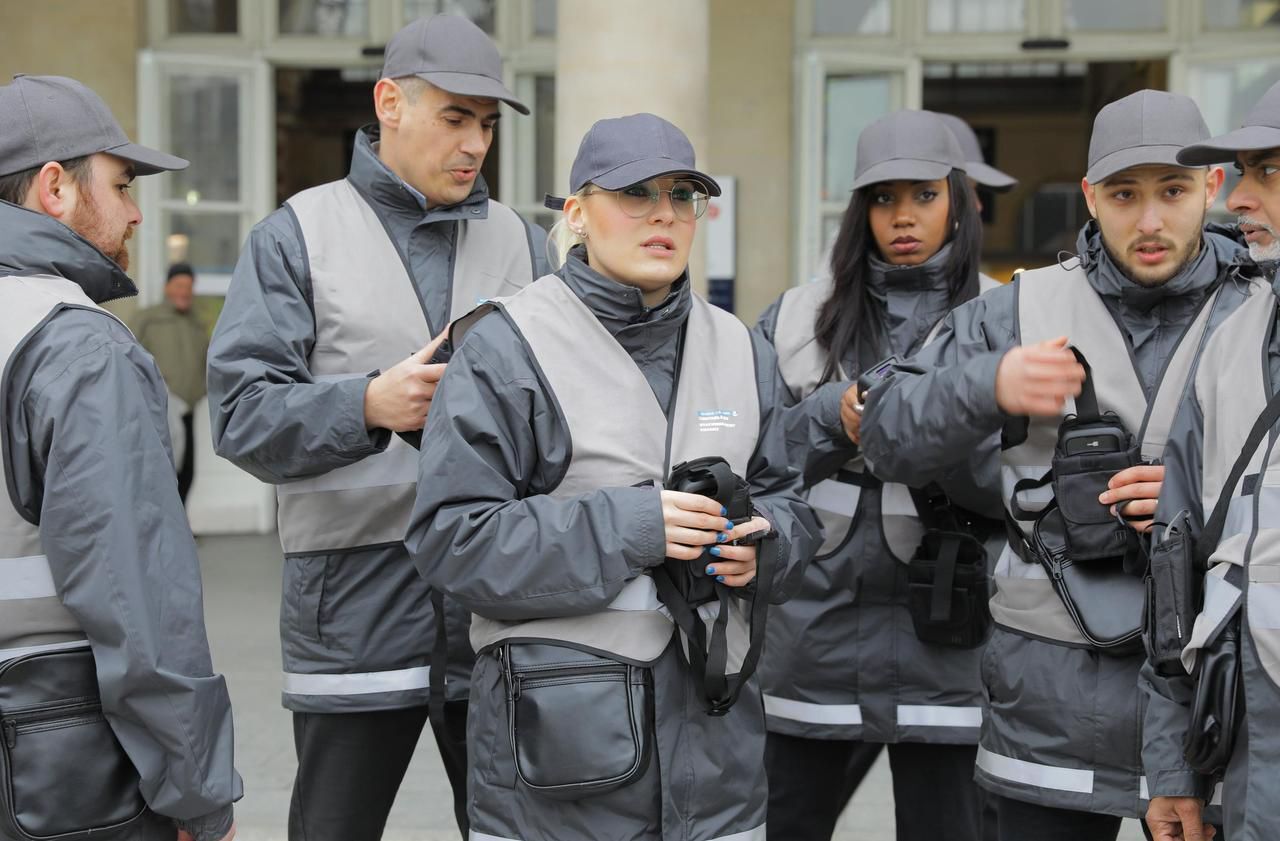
{"left": 815, "top": 170, "right": 982, "bottom": 383}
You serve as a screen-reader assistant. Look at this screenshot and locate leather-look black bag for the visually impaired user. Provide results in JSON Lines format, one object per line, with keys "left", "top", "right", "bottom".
{"left": 1145, "top": 513, "right": 1200, "bottom": 676}
{"left": 0, "top": 648, "right": 148, "bottom": 840}
{"left": 1184, "top": 607, "right": 1244, "bottom": 777}
{"left": 905, "top": 485, "right": 994, "bottom": 650}
{"left": 500, "top": 643, "right": 653, "bottom": 801}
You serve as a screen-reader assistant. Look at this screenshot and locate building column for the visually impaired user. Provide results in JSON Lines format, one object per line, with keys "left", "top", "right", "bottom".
{"left": 555, "top": 0, "right": 711, "bottom": 289}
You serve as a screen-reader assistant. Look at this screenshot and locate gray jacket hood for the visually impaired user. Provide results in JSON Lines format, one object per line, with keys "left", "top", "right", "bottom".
{"left": 558, "top": 245, "right": 692, "bottom": 342}
{"left": 865, "top": 241, "right": 959, "bottom": 358}
{"left": 1073, "top": 220, "right": 1242, "bottom": 313}
{"left": 0, "top": 200, "right": 136, "bottom": 303}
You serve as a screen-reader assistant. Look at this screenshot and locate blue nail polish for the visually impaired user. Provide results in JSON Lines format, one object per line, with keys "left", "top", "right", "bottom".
{"left": 719, "top": 532, "right": 729, "bottom": 543}
{"left": 721, "top": 506, "right": 728, "bottom": 517}
{"left": 706, "top": 565, "right": 716, "bottom": 575}
{"left": 725, "top": 519, "right": 734, "bottom": 531}
{"left": 716, "top": 575, "right": 725, "bottom": 583}
{"left": 709, "top": 546, "right": 722, "bottom": 556}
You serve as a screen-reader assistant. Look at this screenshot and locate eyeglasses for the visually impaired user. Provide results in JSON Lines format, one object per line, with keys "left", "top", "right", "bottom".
{"left": 583, "top": 180, "right": 710, "bottom": 221}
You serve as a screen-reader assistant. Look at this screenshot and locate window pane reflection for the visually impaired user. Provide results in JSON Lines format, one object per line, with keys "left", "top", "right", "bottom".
{"left": 1203, "top": 0, "right": 1280, "bottom": 29}
{"left": 402, "top": 0, "right": 496, "bottom": 33}
{"left": 927, "top": 0, "right": 1025, "bottom": 33}
{"left": 1065, "top": 0, "right": 1166, "bottom": 31}
{"left": 812, "top": 0, "right": 891, "bottom": 35}
{"left": 165, "top": 74, "right": 240, "bottom": 203}
{"left": 168, "top": 0, "right": 238, "bottom": 34}
{"left": 279, "top": 0, "right": 369, "bottom": 37}
{"left": 824, "top": 73, "right": 892, "bottom": 201}
{"left": 166, "top": 212, "right": 242, "bottom": 278}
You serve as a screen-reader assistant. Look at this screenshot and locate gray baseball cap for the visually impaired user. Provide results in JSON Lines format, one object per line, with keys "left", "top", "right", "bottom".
{"left": 1086, "top": 89, "right": 1210, "bottom": 183}
{"left": 934, "top": 112, "right": 1017, "bottom": 191}
{"left": 1178, "top": 79, "right": 1280, "bottom": 166}
{"left": 0, "top": 74, "right": 188, "bottom": 178}
{"left": 381, "top": 15, "right": 528, "bottom": 115}
{"left": 544, "top": 113, "right": 720, "bottom": 210}
{"left": 851, "top": 110, "right": 966, "bottom": 191}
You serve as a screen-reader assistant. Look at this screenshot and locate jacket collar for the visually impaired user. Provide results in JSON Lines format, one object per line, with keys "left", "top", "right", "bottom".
{"left": 557, "top": 245, "right": 691, "bottom": 339}
{"left": 346, "top": 125, "right": 491, "bottom": 226}
{"left": 0, "top": 200, "right": 136, "bottom": 303}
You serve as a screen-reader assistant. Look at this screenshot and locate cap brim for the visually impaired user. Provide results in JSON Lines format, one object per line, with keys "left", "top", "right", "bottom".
{"left": 417, "top": 71, "right": 529, "bottom": 114}
{"left": 104, "top": 142, "right": 189, "bottom": 175}
{"left": 1177, "top": 125, "right": 1280, "bottom": 166}
{"left": 1086, "top": 145, "right": 1195, "bottom": 184}
{"left": 851, "top": 159, "right": 956, "bottom": 191}
{"left": 544, "top": 193, "right": 566, "bottom": 211}
{"left": 966, "top": 160, "right": 1017, "bottom": 191}
{"left": 590, "top": 158, "right": 721, "bottom": 198}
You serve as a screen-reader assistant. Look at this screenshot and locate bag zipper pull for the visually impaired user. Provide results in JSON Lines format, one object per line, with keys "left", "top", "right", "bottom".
{"left": 3, "top": 719, "right": 16, "bottom": 749}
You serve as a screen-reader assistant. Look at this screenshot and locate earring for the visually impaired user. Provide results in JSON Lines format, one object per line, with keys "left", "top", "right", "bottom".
{"left": 572, "top": 226, "right": 587, "bottom": 238}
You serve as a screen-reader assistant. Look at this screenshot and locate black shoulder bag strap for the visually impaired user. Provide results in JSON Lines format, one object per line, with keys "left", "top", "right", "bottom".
{"left": 1195, "top": 389, "right": 1280, "bottom": 570}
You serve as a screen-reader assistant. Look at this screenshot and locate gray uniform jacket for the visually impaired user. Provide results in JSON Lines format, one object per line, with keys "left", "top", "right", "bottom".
{"left": 405, "top": 253, "right": 820, "bottom": 841}
{"left": 1140, "top": 256, "right": 1276, "bottom": 837}
{"left": 0, "top": 201, "right": 240, "bottom": 839}
{"left": 207, "top": 128, "right": 547, "bottom": 712}
{"left": 754, "top": 254, "right": 1002, "bottom": 745}
{"left": 860, "top": 223, "right": 1245, "bottom": 816}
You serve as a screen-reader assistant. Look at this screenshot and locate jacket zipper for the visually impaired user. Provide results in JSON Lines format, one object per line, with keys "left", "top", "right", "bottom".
{"left": 3, "top": 699, "right": 101, "bottom": 749}
{"left": 510, "top": 661, "right": 627, "bottom": 701}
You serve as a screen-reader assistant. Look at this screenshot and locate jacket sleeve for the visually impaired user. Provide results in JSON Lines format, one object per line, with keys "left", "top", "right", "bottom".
{"left": 753, "top": 296, "right": 858, "bottom": 488}
{"left": 521, "top": 216, "right": 552, "bottom": 279}
{"left": 9, "top": 310, "right": 241, "bottom": 831}
{"left": 405, "top": 314, "right": 667, "bottom": 621}
{"left": 860, "top": 283, "right": 1019, "bottom": 487}
{"left": 744, "top": 331, "right": 824, "bottom": 602}
{"left": 206, "top": 207, "right": 388, "bottom": 483}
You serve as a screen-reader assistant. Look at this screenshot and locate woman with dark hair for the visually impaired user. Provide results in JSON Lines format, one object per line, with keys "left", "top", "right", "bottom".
{"left": 755, "top": 109, "right": 1001, "bottom": 841}
{"left": 405, "top": 112, "right": 820, "bottom": 841}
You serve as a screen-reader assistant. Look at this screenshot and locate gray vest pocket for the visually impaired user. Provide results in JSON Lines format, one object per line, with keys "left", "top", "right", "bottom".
{"left": 499, "top": 642, "right": 653, "bottom": 800}
{"left": 0, "top": 649, "right": 148, "bottom": 840}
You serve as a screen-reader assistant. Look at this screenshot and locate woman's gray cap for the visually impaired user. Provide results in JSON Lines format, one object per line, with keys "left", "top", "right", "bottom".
{"left": 1178, "top": 79, "right": 1280, "bottom": 166}
{"left": 934, "top": 112, "right": 1017, "bottom": 191}
{"left": 1086, "top": 89, "right": 1210, "bottom": 183}
{"left": 0, "top": 74, "right": 188, "bottom": 178}
{"left": 851, "top": 110, "right": 966, "bottom": 191}
{"left": 544, "top": 113, "right": 720, "bottom": 210}
{"left": 381, "top": 15, "right": 529, "bottom": 115}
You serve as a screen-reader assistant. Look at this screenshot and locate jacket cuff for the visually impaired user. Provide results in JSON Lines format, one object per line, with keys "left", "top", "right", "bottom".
{"left": 963, "top": 351, "right": 1008, "bottom": 429}
{"left": 814, "top": 381, "right": 852, "bottom": 441}
{"left": 175, "top": 803, "right": 234, "bottom": 841}
{"left": 634, "top": 484, "right": 667, "bottom": 570}
{"left": 337, "top": 373, "right": 390, "bottom": 453}
{"left": 1146, "top": 768, "right": 1210, "bottom": 800}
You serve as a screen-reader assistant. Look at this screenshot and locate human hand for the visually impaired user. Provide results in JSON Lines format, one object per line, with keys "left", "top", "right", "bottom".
{"left": 1099, "top": 464, "right": 1165, "bottom": 534}
{"left": 702, "top": 515, "right": 771, "bottom": 587}
{"left": 1146, "top": 796, "right": 1213, "bottom": 841}
{"left": 660, "top": 490, "right": 734, "bottom": 560}
{"left": 840, "top": 384, "right": 863, "bottom": 445}
{"left": 362, "top": 331, "right": 449, "bottom": 432}
{"left": 995, "top": 336, "right": 1086, "bottom": 417}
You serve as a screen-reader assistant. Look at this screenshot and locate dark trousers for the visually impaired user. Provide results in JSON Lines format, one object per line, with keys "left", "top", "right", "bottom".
{"left": 288, "top": 700, "right": 469, "bottom": 841}
{"left": 177, "top": 411, "right": 194, "bottom": 502}
{"left": 992, "top": 793, "right": 1157, "bottom": 841}
{"left": 766, "top": 734, "right": 992, "bottom": 841}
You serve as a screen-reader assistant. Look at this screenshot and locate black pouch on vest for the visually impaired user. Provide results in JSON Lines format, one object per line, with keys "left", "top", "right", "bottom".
{"left": 1048, "top": 349, "right": 1141, "bottom": 563}
{"left": 905, "top": 486, "right": 993, "bottom": 649}
{"left": 0, "top": 647, "right": 149, "bottom": 840}
{"left": 1144, "top": 512, "right": 1200, "bottom": 677}
{"left": 1031, "top": 504, "right": 1146, "bottom": 654}
{"left": 499, "top": 642, "right": 653, "bottom": 801}
{"left": 1183, "top": 607, "right": 1244, "bottom": 777}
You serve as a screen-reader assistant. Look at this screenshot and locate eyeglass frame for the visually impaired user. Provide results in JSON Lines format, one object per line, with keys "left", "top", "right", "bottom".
{"left": 580, "top": 179, "right": 711, "bottom": 221}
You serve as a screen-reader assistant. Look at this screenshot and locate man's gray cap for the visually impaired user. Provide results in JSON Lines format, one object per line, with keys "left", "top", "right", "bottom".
{"left": 381, "top": 15, "right": 528, "bottom": 114}
{"left": 934, "top": 112, "right": 1017, "bottom": 191}
{"left": 544, "top": 113, "right": 720, "bottom": 210}
{"left": 1086, "top": 89, "right": 1210, "bottom": 183}
{"left": 852, "top": 110, "right": 966, "bottom": 191}
{"left": 1178, "top": 79, "right": 1280, "bottom": 166}
{"left": 0, "top": 74, "right": 188, "bottom": 178}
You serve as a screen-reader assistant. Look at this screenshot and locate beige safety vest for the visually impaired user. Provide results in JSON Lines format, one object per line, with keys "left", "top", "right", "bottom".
{"left": 278, "top": 181, "right": 534, "bottom": 555}
{"left": 469, "top": 275, "right": 761, "bottom": 665}
{"left": 0, "top": 275, "right": 116, "bottom": 665}
{"left": 992, "top": 262, "right": 1221, "bottom": 645}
